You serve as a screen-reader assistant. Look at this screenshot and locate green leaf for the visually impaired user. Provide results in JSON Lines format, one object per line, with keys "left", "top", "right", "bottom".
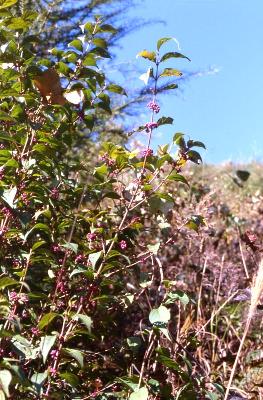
{"left": 137, "top": 50, "right": 156, "bottom": 62}
{"left": 90, "top": 47, "right": 111, "bottom": 58}
{"left": 0, "top": 110, "right": 16, "bottom": 121}
{"left": 32, "top": 241, "right": 46, "bottom": 251}
{"left": 39, "top": 335, "right": 57, "bottom": 364}
{"left": 61, "top": 242, "right": 78, "bottom": 254}
{"left": 68, "top": 39, "right": 83, "bottom": 52}
{"left": 157, "top": 37, "right": 172, "bottom": 51}
{"left": 59, "top": 372, "right": 80, "bottom": 387}
{"left": 161, "top": 51, "right": 191, "bottom": 62}
{"left": 160, "top": 68, "right": 182, "bottom": 77}
{"left": 5, "top": 158, "right": 19, "bottom": 168}
{"left": 185, "top": 215, "right": 206, "bottom": 232}
{"left": 106, "top": 84, "right": 127, "bottom": 96}
{"left": 0, "top": 370, "right": 12, "bottom": 397}
{"left": 167, "top": 173, "right": 189, "bottom": 186}
{"left": 173, "top": 132, "right": 185, "bottom": 145}
{"left": 63, "top": 348, "right": 84, "bottom": 368}
{"left": 161, "top": 83, "right": 178, "bottom": 91}
{"left": 0, "top": 0, "right": 17, "bottom": 8}
{"left": 57, "top": 61, "right": 71, "bottom": 76}
{"left": 187, "top": 150, "right": 202, "bottom": 164}
{"left": 149, "top": 305, "right": 170, "bottom": 325}
{"left": 165, "top": 290, "right": 190, "bottom": 306}
{"left": 99, "top": 23, "right": 118, "bottom": 34}
{"left": 127, "top": 337, "right": 142, "bottom": 351}
{"left": 0, "top": 276, "right": 18, "bottom": 290}
{"left": 7, "top": 16, "right": 29, "bottom": 30}
{"left": 83, "top": 54, "right": 97, "bottom": 66}
{"left": 129, "top": 387, "right": 148, "bottom": 400}
{"left": 38, "top": 312, "right": 59, "bottom": 330}
{"left": 24, "top": 223, "right": 51, "bottom": 241}
{"left": 157, "top": 354, "right": 185, "bottom": 375}
{"left": 157, "top": 116, "right": 173, "bottom": 126}
{"left": 117, "top": 376, "right": 139, "bottom": 391}
{"left": 73, "top": 314, "right": 92, "bottom": 332}
{"left": 187, "top": 140, "right": 206, "bottom": 150}
{"left": 93, "top": 37, "right": 107, "bottom": 48}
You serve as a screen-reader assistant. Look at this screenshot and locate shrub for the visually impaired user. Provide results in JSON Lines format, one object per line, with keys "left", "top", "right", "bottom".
{"left": 0, "top": 3, "right": 212, "bottom": 399}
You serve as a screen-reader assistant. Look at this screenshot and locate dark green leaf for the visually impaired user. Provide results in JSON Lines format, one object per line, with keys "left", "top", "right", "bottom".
{"left": 161, "top": 51, "right": 191, "bottom": 62}
{"left": 38, "top": 312, "right": 59, "bottom": 330}
{"left": 187, "top": 140, "right": 206, "bottom": 149}
{"left": 187, "top": 150, "right": 202, "bottom": 164}
{"left": 161, "top": 83, "right": 178, "bottom": 91}
{"left": 157, "top": 116, "right": 173, "bottom": 126}
{"left": 167, "top": 172, "right": 189, "bottom": 186}
{"left": 99, "top": 24, "right": 118, "bottom": 34}
{"left": 59, "top": 372, "right": 80, "bottom": 387}
{"left": 236, "top": 170, "right": 250, "bottom": 182}
{"left": 106, "top": 84, "right": 127, "bottom": 96}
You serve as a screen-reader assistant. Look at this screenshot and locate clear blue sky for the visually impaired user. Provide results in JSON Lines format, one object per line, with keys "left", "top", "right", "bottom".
{"left": 111, "top": 0, "right": 263, "bottom": 164}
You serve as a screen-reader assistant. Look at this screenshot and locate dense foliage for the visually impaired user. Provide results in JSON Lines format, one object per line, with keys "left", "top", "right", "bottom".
{"left": 1, "top": 1, "right": 263, "bottom": 400}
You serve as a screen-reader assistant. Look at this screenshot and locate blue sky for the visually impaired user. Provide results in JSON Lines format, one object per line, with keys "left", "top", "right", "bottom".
{"left": 111, "top": 0, "right": 263, "bottom": 164}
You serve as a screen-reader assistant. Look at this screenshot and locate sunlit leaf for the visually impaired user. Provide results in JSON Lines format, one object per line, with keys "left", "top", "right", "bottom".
{"left": 0, "top": 0, "right": 18, "bottom": 9}
{"left": 149, "top": 305, "right": 170, "bottom": 325}
{"left": 160, "top": 68, "right": 182, "bottom": 77}
{"left": 40, "top": 335, "right": 57, "bottom": 363}
{"left": 157, "top": 37, "right": 172, "bottom": 51}
{"left": 137, "top": 50, "right": 156, "bottom": 62}
{"left": 88, "top": 251, "right": 102, "bottom": 268}
{"left": 129, "top": 387, "right": 148, "bottom": 400}
{"left": 63, "top": 348, "right": 84, "bottom": 368}
{"left": 0, "top": 277, "right": 18, "bottom": 290}
{"left": 64, "top": 90, "right": 84, "bottom": 104}
{"left": 73, "top": 314, "right": 92, "bottom": 332}
{"left": 0, "top": 370, "right": 12, "bottom": 397}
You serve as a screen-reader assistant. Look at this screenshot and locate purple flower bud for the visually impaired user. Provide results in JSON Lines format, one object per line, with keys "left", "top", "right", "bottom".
{"left": 87, "top": 232, "right": 97, "bottom": 241}
{"left": 147, "top": 101, "right": 160, "bottom": 113}
{"left": 119, "top": 240, "right": 127, "bottom": 250}
{"left": 50, "top": 187, "right": 60, "bottom": 200}
{"left": 145, "top": 122, "right": 158, "bottom": 133}
{"left": 142, "top": 148, "right": 153, "bottom": 157}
